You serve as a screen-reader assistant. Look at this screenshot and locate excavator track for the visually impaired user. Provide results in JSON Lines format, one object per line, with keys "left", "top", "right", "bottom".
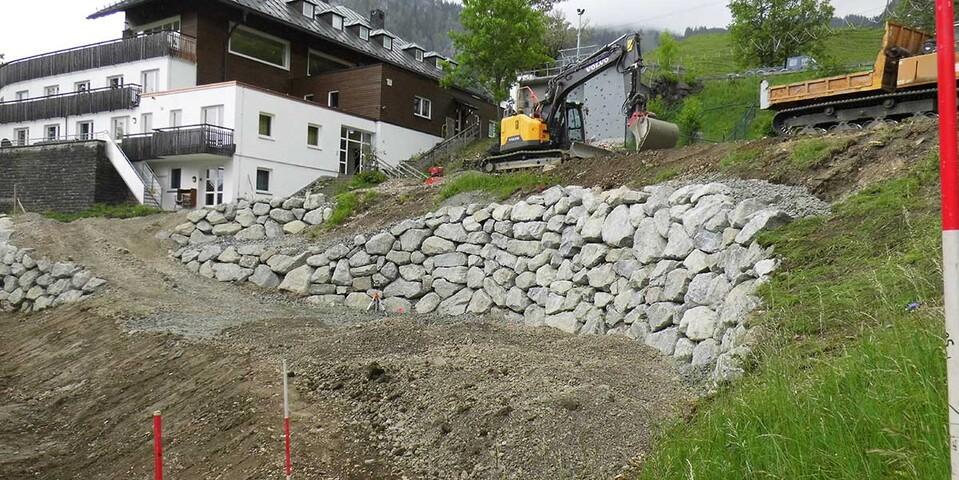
{"left": 772, "top": 86, "right": 942, "bottom": 134}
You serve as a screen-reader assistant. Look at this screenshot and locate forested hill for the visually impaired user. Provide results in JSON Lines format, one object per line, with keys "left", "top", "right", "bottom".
{"left": 336, "top": 0, "right": 462, "bottom": 55}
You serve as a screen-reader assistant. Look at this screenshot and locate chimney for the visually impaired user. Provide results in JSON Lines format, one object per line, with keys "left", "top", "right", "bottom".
{"left": 370, "top": 9, "right": 385, "bottom": 30}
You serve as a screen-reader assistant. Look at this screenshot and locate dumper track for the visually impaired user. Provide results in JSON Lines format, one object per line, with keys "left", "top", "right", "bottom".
{"left": 773, "top": 87, "right": 940, "bottom": 134}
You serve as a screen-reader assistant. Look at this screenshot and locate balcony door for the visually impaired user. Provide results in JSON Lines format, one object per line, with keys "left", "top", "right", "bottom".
{"left": 204, "top": 167, "right": 225, "bottom": 206}
{"left": 202, "top": 105, "right": 224, "bottom": 127}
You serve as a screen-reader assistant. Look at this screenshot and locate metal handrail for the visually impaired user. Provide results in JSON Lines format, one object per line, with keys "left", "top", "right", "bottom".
{"left": 0, "top": 31, "right": 197, "bottom": 67}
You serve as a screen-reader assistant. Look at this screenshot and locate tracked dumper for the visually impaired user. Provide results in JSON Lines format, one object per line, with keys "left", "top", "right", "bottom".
{"left": 484, "top": 33, "right": 679, "bottom": 172}
{"left": 762, "top": 22, "right": 954, "bottom": 133}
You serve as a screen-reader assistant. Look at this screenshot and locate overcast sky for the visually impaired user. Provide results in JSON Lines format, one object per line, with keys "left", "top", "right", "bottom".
{"left": 1, "top": 0, "right": 890, "bottom": 61}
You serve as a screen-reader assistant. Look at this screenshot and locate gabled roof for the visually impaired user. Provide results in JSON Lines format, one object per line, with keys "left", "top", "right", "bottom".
{"left": 88, "top": 0, "right": 487, "bottom": 98}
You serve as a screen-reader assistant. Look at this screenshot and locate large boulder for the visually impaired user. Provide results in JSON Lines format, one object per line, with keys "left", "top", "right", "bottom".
{"left": 278, "top": 265, "right": 313, "bottom": 294}
{"left": 602, "top": 205, "right": 635, "bottom": 247}
{"left": 365, "top": 232, "right": 396, "bottom": 255}
{"left": 683, "top": 306, "right": 719, "bottom": 341}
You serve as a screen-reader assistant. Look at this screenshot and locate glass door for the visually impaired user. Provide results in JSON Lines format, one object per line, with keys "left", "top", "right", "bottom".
{"left": 338, "top": 127, "right": 373, "bottom": 175}
{"left": 204, "top": 167, "right": 224, "bottom": 206}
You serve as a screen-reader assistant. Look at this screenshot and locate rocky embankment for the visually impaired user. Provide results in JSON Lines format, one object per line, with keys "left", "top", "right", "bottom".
{"left": 170, "top": 182, "right": 824, "bottom": 383}
{"left": 0, "top": 215, "right": 106, "bottom": 313}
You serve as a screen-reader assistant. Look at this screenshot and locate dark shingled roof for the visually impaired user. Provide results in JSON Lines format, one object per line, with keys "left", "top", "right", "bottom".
{"left": 90, "top": 0, "right": 482, "bottom": 97}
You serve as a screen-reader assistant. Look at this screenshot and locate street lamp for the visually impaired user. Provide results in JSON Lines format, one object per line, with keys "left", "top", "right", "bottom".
{"left": 576, "top": 8, "right": 585, "bottom": 59}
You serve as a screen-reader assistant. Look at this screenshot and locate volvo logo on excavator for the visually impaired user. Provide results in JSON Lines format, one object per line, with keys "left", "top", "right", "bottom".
{"left": 585, "top": 56, "right": 611, "bottom": 74}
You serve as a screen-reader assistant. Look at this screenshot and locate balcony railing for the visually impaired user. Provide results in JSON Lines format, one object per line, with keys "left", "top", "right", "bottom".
{"left": 0, "top": 31, "right": 197, "bottom": 88}
{"left": 0, "top": 85, "right": 142, "bottom": 123}
{"left": 121, "top": 124, "right": 236, "bottom": 162}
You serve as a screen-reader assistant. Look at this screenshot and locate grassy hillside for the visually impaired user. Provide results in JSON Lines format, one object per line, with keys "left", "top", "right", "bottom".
{"left": 636, "top": 152, "right": 949, "bottom": 479}
{"left": 646, "top": 27, "right": 885, "bottom": 77}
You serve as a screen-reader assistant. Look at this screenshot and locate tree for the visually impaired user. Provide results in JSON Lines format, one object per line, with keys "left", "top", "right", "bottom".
{"left": 728, "top": 0, "right": 835, "bottom": 68}
{"left": 656, "top": 32, "right": 680, "bottom": 81}
{"left": 530, "top": 0, "right": 565, "bottom": 11}
{"left": 543, "top": 10, "right": 578, "bottom": 58}
{"left": 444, "top": 0, "right": 551, "bottom": 103}
{"left": 891, "top": 0, "right": 958, "bottom": 32}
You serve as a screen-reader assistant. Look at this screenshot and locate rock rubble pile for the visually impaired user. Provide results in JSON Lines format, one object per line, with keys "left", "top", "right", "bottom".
{"left": 172, "top": 183, "right": 800, "bottom": 382}
{"left": 0, "top": 215, "right": 106, "bottom": 313}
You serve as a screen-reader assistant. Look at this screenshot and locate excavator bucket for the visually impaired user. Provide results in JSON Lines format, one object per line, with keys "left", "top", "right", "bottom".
{"left": 629, "top": 115, "right": 679, "bottom": 152}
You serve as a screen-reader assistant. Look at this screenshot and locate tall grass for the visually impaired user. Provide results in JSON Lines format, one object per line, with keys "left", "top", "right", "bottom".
{"left": 438, "top": 172, "right": 554, "bottom": 201}
{"left": 44, "top": 203, "right": 162, "bottom": 222}
{"left": 637, "top": 156, "right": 949, "bottom": 479}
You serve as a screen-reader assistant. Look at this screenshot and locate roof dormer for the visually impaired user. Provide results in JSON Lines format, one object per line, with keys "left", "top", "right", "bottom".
{"left": 346, "top": 19, "right": 370, "bottom": 41}
{"left": 317, "top": 8, "right": 345, "bottom": 30}
{"left": 371, "top": 30, "right": 395, "bottom": 51}
{"left": 287, "top": 0, "right": 318, "bottom": 19}
{"left": 403, "top": 44, "right": 426, "bottom": 62}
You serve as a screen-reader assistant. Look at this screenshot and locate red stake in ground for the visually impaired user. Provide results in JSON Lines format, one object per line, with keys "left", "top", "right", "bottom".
{"left": 936, "top": 0, "right": 959, "bottom": 477}
{"left": 283, "top": 359, "right": 293, "bottom": 479}
{"left": 153, "top": 411, "right": 163, "bottom": 480}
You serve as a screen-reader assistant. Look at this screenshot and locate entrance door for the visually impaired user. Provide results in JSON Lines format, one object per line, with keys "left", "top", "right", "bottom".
{"left": 204, "top": 167, "right": 224, "bottom": 206}
{"left": 339, "top": 127, "right": 373, "bottom": 175}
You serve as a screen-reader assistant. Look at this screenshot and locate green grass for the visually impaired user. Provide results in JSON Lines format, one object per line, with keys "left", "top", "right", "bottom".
{"left": 789, "top": 137, "right": 854, "bottom": 169}
{"left": 719, "top": 145, "right": 762, "bottom": 170}
{"left": 44, "top": 203, "right": 162, "bottom": 222}
{"left": 334, "top": 170, "right": 388, "bottom": 195}
{"left": 437, "top": 172, "right": 554, "bottom": 202}
{"left": 324, "top": 190, "right": 378, "bottom": 227}
{"left": 637, "top": 156, "right": 949, "bottom": 479}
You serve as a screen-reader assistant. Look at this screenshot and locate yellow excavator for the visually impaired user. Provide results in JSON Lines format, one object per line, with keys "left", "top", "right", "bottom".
{"left": 483, "top": 33, "right": 679, "bottom": 172}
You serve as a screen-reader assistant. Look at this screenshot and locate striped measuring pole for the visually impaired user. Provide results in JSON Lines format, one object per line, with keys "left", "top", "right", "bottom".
{"left": 283, "top": 359, "right": 293, "bottom": 480}
{"left": 935, "top": 0, "right": 959, "bottom": 477}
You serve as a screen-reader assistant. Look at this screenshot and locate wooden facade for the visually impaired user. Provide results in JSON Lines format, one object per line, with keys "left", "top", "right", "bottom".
{"left": 122, "top": 0, "right": 498, "bottom": 138}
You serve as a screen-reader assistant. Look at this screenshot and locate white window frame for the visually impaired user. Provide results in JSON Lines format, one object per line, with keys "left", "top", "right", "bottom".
{"left": 201, "top": 105, "right": 224, "bottom": 126}
{"left": 228, "top": 24, "right": 291, "bottom": 71}
{"left": 304, "top": 93, "right": 315, "bottom": 102}
{"left": 414, "top": 49, "right": 424, "bottom": 62}
{"left": 328, "top": 90, "right": 340, "bottom": 109}
{"left": 258, "top": 112, "right": 275, "bottom": 139}
{"left": 489, "top": 120, "right": 497, "bottom": 138}
{"left": 140, "top": 113, "right": 154, "bottom": 132}
{"left": 169, "top": 109, "right": 183, "bottom": 128}
{"left": 77, "top": 121, "right": 94, "bottom": 140}
{"left": 331, "top": 14, "right": 344, "bottom": 30}
{"left": 307, "top": 49, "right": 354, "bottom": 76}
{"left": 141, "top": 69, "right": 160, "bottom": 94}
{"left": 44, "top": 85, "right": 60, "bottom": 97}
{"left": 111, "top": 116, "right": 129, "bottom": 139}
{"left": 414, "top": 96, "right": 432, "bottom": 120}
{"left": 134, "top": 15, "right": 181, "bottom": 34}
{"left": 75, "top": 81, "right": 91, "bottom": 92}
{"left": 301, "top": 1, "right": 315, "bottom": 18}
{"left": 255, "top": 168, "right": 272, "bottom": 194}
{"left": 359, "top": 26, "right": 370, "bottom": 41}
{"left": 382, "top": 36, "right": 393, "bottom": 50}
{"left": 44, "top": 124, "right": 60, "bottom": 141}
{"left": 307, "top": 124, "right": 322, "bottom": 149}
{"left": 107, "top": 75, "right": 124, "bottom": 88}
{"left": 15, "top": 90, "right": 28, "bottom": 101}
{"left": 169, "top": 167, "right": 183, "bottom": 191}
{"left": 14, "top": 128, "right": 29, "bottom": 146}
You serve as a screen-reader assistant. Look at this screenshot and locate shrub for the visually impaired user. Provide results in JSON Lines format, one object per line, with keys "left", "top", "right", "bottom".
{"left": 675, "top": 98, "right": 704, "bottom": 145}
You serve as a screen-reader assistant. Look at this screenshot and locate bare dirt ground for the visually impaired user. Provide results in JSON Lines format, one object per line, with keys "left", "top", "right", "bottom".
{"left": 0, "top": 213, "right": 692, "bottom": 479}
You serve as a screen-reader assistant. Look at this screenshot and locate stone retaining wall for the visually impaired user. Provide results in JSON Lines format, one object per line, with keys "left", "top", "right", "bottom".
{"left": 171, "top": 183, "right": 797, "bottom": 383}
{"left": 0, "top": 215, "right": 106, "bottom": 313}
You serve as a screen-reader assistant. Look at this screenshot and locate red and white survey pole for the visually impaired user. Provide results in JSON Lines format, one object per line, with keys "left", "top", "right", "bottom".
{"left": 936, "top": 0, "right": 959, "bottom": 476}
{"left": 153, "top": 410, "right": 164, "bottom": 480}
{"left": 283, "top": 359, "right": 293, "bottom": 480}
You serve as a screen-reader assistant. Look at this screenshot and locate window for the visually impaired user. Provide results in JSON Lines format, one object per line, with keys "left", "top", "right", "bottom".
{"left": 77, "top": 121, "right": 94, "bottom": 140}
{"left": 170, "top": 168, "right": 182, "bottom": 190}
{"left": 108, "top": 75, "right": 124, "bottom": 88}
{"left": 141, "top": 113, "right": 154, "bottom": 132}
{"left": 201, "top": 105, "right": 224, "bottom": 125}
{"left": 205, "top": 167, "right": 225, "bottom": 206}
{"left": 45, "top": 124, "right": 60, "bottom": 141}
{"left": 44, "top": 85, "right": 59, "bottom": 97}
{"left": 141, "top": 69, "right": 159, "bottom": 94}
{"left": 15, "top": 90, "right": 28, "bottom": 101}
{"left": 331, "top": 14, "right": 344, "bottom": 30}
{"left": 414, "top": 49, "right": 424, "bottom": 62}
{"left": 301, "top": 1, "right": 315, "bottom": 17}
{"left": 382, "top": 36, "right": 393, "bottom": 50}
{"left": 14, "top": 128, "right": 28, "bottom": 146}
{"left": 256, "top": 168, "right": 271, "bottom": 193}
{"left": 170, "top": 109, "right": 183, "bottom": 127}
{"left": 304, "top": 94, "right": 315, "bottom": 102}
{"left": 307, "top": 124, "right": 321, "bottom": 148}
{"left": 328, "top": 91, "right": 340, "bottom": 109}
{"left": 414, "top": 96, "right": 432, "bottom": 119}
{"left": 111, "top": 116, "right": 129, "bottom": 139}
{"left": 489, "top": 120, "right": 497, "bottom": 138}
{"left": 359, "top": 26, "right": 370, "bottom": 41}
{"left": 75, "top": 81, "right": 90, "bottom": 92}
{"left": 307, "top": 50, "right": 352, "bottom": 76}
{"left": 258, "top": 113, "right": 273, "bottom": 137}
{"left": 137, "top": 16, "right": 181, "bottom": 34}
{"left": 228, "top": 25, "right": 290, "bottom": 70}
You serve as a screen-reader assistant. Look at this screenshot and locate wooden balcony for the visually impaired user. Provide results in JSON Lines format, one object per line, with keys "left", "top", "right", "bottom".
{"left": 0, "top": 85, "right": 142, "bottom": 123}
{"left": 0, "top": 31, "right": 196, "bottom": 88}
{"left": 121, "top": 124, "right": 236, "bottom": 162}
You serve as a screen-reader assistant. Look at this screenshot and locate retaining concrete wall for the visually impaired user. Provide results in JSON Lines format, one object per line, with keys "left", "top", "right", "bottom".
{"left": 0, "top": 141, "right": 136, "bottom": 213}
{"left": 171, "top": 183, "right": 796, "bottom": 383}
